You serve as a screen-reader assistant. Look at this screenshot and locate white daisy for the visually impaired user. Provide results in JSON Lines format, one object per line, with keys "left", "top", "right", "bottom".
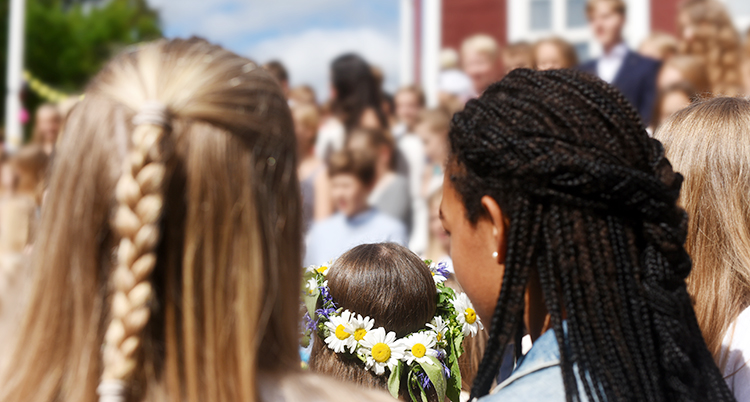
{"left": 359, "top": 327, "right": 406, "bottom": 375}
{"left": 324, "top": 310, "right": 356, "bottom": 353}
{"left": 304, "top": 278, "right": 318, "bottom": 295}
{"left": 346, "top": 314, "right": 375, "bottom": 352}
{"left": 315, "top": 264, "right": 330, "bottom": 276}
{"left": 452, "top": 293, "right": 484, "bottom": 336}
{"left": 428, "top": 261, "right": 449, "bottom": 284}
{"left": 402, "top": 332, "right": 439, "bottom": 365}
{"left": 426, "top": 316, "right": 449, "bottom": 344}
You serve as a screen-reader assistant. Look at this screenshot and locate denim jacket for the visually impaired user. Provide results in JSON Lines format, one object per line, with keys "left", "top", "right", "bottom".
{"left": 479, "top": 326, "right": 601, "bottom": 402}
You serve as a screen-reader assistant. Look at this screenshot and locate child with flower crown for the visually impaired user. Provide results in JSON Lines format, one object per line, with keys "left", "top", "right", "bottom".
{"left": 303, "top": 242, "right": 483, "bottom": 402}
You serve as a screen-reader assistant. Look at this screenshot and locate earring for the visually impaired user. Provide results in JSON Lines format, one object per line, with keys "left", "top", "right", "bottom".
{"left": 492, "top": 251, "right": 499, "bottom": 259}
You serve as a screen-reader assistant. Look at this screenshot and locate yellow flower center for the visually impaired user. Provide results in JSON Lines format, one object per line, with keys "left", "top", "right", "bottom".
{"left": 465, "top": 308, "right": 477, "bottom": 324}
{"left": 436, "top": 332, "right": 443, "bottom": 342}
{"left": 371, "top": 343, "right": 391, "bottom": 363}
{"left": 335, "top": 324, "right": 350, "bottom": 340}
{"left": 431, "top": 271, "right": 436, "bottom": 276}
{"left": 316, "top": 266, "right": 328, "bottom": 274}
{"left": 412, "top": 343, "right": 427, "bottom": 358}
{"left": 354, "top": 328, "right": 367, "bottom": 341}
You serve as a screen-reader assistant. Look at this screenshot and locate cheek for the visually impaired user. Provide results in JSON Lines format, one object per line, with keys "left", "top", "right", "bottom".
{"left": 450, "top": 228, "right": 504, "bottom": 322}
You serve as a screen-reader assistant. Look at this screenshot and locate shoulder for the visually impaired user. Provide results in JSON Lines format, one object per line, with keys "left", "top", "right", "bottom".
{"left": 578, "top": 60, "right": 597, "bottom": 73}
{"left": 481, "top": 365, "right": 567, "bottom": 402}
{"left": 309, "top": 214, "right": 341, "bottom": 236}
{"left": 259, "top": 372, "right": 394, "bottom": 402}
{"left": 628, "top": 52, "right": 661, "bottom": 73}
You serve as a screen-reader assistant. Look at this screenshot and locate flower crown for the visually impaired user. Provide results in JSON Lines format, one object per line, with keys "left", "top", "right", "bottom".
{"left": 301, "top": 260, "right": 484, "bottom": 402}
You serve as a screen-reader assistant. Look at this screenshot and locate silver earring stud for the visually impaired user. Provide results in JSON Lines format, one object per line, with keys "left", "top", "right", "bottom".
{"left": 492, "top": 251, "right": 499, "bottom": 258}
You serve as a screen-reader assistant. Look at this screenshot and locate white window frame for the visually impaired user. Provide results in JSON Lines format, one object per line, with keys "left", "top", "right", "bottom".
{"left": 508, "top": 0, "right": 651, "bottom": 61}
{"left": 720, "top": 0, "right": 750, "bottom": 34}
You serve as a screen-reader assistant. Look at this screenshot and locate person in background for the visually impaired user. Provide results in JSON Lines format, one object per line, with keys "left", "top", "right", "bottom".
{"left": 501, "top": 42, "right": 535, "bottom": 75}
{"left": 657, "top": 55, "right": 711, "bottom": 95}
{"left": 533, "top": 37, "right": 579, "bottom": 70}
{"left": 305, "top": 150, "right": 406, "bottom": 266}
{"left": 579, "top": 0, "right": 660, "bottom": 126}
{"left": 439, "top": 48, "right": 475, "bottom": 105}
{"left": 0, "top": 38, "right": 393, "bottom": 402}
{"left": 461, "top": 34, "right": 502, "bottom": 96}
{"left": 638, "top": 32, "right": 679, "bottom": 61}
{"left": 656, "top": 97, "right": 750, "bottom": 401}
{"left": 741, "top": 28, "right": 750, "bottom": 96}
{"left": 263, "top": 60, "right": 290, "bottom": 98}
{"left": 415, "top": 108, "right": 451, "bottom": 198}
{"left": 650, "top": 82, "right": 697, "bottom": 130}
{"left": 679, "top": 0, "right": 741, "bottom": 96}
{"left": 424, "top": 187, "right": 450, "bottom": 265}
{"left": 31, "top": 103, "right": 61, "bottom": 155}
{"left": 347, "top": 128, "right": 411, "bottom": 232}
{"left": 316, "top": 54, "right": 387, "bottom": 161}
{"left": 443, "top": 68, "right": 734, "bottom": 402}
{"left": 381, "top": 91, "right": 396, "bottom": 128}
{"left": 289, "top": 85, "right": 317, "bottom": 107}
{"left": 393, "top": 85, "right": 429, "bottom": 255}
{"left": 293, "top": 103, "right": 332, "bottom": 232}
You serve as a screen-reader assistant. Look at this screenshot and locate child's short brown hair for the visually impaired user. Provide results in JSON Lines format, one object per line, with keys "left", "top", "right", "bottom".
{"left": 586, "top": 0, "right": 627, "bottom": 17}
{"left": 418, "top": 107, "right": 451, "bottom": 134}
{"left": 327, "top": 149, "right": 376, "bottom": 186}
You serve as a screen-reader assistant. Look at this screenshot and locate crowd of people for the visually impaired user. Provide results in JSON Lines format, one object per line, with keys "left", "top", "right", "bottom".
{"left": 0, "top": 0, "right": 748, "bottom": 401}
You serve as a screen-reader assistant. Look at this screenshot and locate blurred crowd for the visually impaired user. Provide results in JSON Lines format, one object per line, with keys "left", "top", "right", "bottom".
{"left": 252, "top": 0, "right": 750, "bottom": 269}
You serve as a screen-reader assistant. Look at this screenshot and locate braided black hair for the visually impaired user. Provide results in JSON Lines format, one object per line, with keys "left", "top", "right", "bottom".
{"left": 449, "top": 69, "right": 734, "bottom": 402}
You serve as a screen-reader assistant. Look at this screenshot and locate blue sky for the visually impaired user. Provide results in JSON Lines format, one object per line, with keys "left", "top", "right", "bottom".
{"left": 147, "top": 0, "right": 401, "bottom": 101}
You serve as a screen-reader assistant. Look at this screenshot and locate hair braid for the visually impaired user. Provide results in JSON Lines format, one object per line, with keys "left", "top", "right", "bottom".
{"left": 451, "top": 69, "right": 734, "bottom": 401}
{"left": 99, "top": 103, "right": 170, "bottom": 401}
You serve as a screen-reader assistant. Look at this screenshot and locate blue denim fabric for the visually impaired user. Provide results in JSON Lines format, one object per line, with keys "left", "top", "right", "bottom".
{"left": 479, "top": 326, "right": 601, "bottom": 402}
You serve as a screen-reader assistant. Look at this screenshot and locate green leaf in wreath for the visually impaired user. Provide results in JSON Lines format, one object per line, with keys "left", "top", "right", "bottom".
{"left": 303, "top": 289, "right": 319, "bottom": 321}
{"left": 407, "top": 369, "right": 419, "bottom": 402}
{"left": 387, "top": 360, "right": 403, "bottom": 398}
{"left": 418, "top": 356, "right": 447, "bottom": 402}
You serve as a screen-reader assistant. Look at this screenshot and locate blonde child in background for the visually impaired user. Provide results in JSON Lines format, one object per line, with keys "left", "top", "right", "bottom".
{"left": 461, "top": 34, "right": 501, "bottom": 96}
{"left": 415, "top": 108, "right": 451, "bottom": 198}
{"left": 293, "top": 103, "right": 332, "bottom": 231}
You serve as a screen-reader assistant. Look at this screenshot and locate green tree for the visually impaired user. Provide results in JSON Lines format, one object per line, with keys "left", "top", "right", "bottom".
{"left": 0, "top": 0, "right": 162, "bottom": 127}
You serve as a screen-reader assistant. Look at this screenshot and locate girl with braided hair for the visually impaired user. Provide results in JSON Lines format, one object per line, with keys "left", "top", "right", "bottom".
{"left": 0, "top": 38, "right": 393, "bottom": 402}
{"left": 439, "top": 68, "right": 734, "bottom": 401}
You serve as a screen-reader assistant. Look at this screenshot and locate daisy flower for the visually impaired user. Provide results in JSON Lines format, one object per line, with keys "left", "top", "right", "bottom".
{"left": 324, "top": 310, "right": 356, "bottom": 353}
{"left": 428, "top": 262, "right": 448, "bottom": 284}
{"left": 403, "top": 332, "right": 439, "bottom": 365}
{"left": 359, "top": 327, "right": 406, "bottom": 375}
{"left": 346, "top": 314, "right": 375, "bottom": 352}
{"left": 315, "top": 265, "right": 330, "bottom": 276}
{"left": 304, "top": 278, "right": 318, "bottom": 295}
{"left": 426, "top": 316, "right": 449, "bottom": 344}
{"left": 452, "top": 293, "right": 484, "bottom": 336}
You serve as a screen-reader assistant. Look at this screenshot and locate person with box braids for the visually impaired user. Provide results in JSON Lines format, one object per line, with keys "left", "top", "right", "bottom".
{"left": 439, "top": 68, "right": 735, "bottom": 402}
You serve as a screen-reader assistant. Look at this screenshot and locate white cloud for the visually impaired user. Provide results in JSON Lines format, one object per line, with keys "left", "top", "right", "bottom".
{"left": 248, "top": 27, "right": 400, "bottom": 103}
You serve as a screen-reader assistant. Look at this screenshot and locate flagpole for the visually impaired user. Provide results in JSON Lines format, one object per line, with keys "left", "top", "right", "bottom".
{"left": 5, "top": 0, "right": 27, "bottom": 153}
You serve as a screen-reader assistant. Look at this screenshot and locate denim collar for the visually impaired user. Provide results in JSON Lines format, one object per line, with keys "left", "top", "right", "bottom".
{"left": 491, "top": 325, "right": 562, "bottom": 394}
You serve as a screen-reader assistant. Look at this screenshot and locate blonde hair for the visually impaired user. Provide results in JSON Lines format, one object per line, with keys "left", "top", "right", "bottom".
{"left": 586, "top": 0, "right": 627, "bottom": 16}
{"left": 679, "top": 0, "right": 742, "bottom": 95}
{"left": 461, "top": 34, "right": 499, "bottom": 60}
{"left": 662, "top": 55, "right": 712, "bottom": 95}
{"left": 533, "top": 37, "right": 579, "bottom": 69}
{"left": 0, "top": 38, "right": 382, "bottom": 402}
{"left": 654, "top": 97, "right": 750, "bottom": 370}
{"left": 639, "top": 32, "right": 679, "bottom": 60}
{"left": 292, "top": 103, "right": 320, "bottom": 132}
{"left": 290, "top": 85, "right": 317, "bottom": 106}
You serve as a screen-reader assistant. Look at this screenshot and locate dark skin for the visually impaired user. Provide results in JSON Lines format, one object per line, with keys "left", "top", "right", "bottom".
{"left": 440, "top": 170, "right": 550, "bottom": 341}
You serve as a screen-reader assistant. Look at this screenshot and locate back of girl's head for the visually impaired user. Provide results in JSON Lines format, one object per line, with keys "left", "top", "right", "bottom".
{"left": 656, "top": 97, "right": 750, "bottom": 365}
{"left": 331, "top": 54, "right": 386, "bottom": 131}
{"left": 309, "top": 243, "right": 436, "bottom": 396}
{"left": 449, "top": 68, "right": 733, "bottom": 401}
{"left": 1, "top": 38, "right": 301, "bottom": 402}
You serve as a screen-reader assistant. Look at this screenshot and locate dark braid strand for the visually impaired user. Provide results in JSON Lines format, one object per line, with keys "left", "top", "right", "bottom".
{"left": 449, "top": 69, "right": 734, "bottom": 402}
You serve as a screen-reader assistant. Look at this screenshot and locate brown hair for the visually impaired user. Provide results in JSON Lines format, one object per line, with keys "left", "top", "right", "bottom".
{"left": 586, "top": 0, "right": 626, "bottom": 16}
{"left": 309, "top": 243, "right": 437, "bottom": 399}
{"left": 31, "top": 103, "right": 62, "bottom": 145}
{"left": 502, "top": 41, "right": 535, "bottom": 70}
{"left": 662, "top": 55, "right": 712, "bottom": 95}
{"left": 290, "top": 85, "right": 317, "bottom": 106}
{"left": 328, "top": 149, "right": 376, "bottom": 186}
{"left": 0, "top": 38, "right": 326, "bottom": 402}
{"left": 639, "top": 32, "right": 679, "bottom": 61}
{"left": 263, "top": 60, "right": 289, "bottom": 84}
{"left": 418, "top": 108, "right": 451, "bottom": 135}
{"left": 533, "top": 37, "right": 579, "bottom": 69}
{"left": 395, "top": 85, "right": 426, "bottom": 107}
{"left": 679, "top": 0, "right": 741, "bottom": 95}
{"left": 9, "top": 144, "right": 49, "bottom": 199}
{"left": 655, "top": 97, "right": 750, "bottom": 371}
{"left": 292, "top": 103, "right": 321, "bottom": 132}
{"left": 651, "top": 82, "right": 699, "bottom": 128}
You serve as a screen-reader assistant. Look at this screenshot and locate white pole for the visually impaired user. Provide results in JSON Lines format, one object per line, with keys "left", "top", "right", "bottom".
{"left": 421, "top": 0, "right": 441, "bottom": 108}
{"left": 399, "top": 0, "right": 415, "bottom": 87}
{"left": 5, "top": 0, "right": 26, "bottom": 153}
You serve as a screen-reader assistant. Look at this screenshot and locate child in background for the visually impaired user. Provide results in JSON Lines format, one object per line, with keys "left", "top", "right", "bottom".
{"left": 290, "top": 85, "right": 317, "bottom": 107}
{"left": 461, "top": 34, "right": 501, "bottom": 95}
{"left": 347, "top": 128, "right": 411, "bottom": 231}
{"left": 638, "top": 32, "right": 679, "bottom": 61}
{"left": 31, "top": 104, "right": 61, "bottom": 155}
{"left": 304, "top": 150, "right": 406, "bottom": 266}
{"left": 502, "top": 42, "right": 535, "bottom": 75}
{"left": 415, "top": 108, "right": 451, "bottom": 198}
{"left": 650, "top": 82, "right": 698, "bottom": 130}
{"left": 293, "top": 103, "right": 332, "bottom": 231}
{"left": 534, "top": 37, "right": 579, "bottom": 70}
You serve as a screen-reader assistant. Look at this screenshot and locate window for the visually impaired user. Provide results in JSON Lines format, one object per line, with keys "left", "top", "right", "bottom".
{"left": 530, "top": 0, "right": 552, "bottom": 31}
{"left": 566, "top": 0, "right": 587, "bottom": 28}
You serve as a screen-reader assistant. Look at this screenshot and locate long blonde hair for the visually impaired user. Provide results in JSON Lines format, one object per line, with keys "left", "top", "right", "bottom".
{"left": 655, "top": 97, "right": 750, "bottom": 369}
{"left": 1, "top": 38, "right": 302, "bottom": 402}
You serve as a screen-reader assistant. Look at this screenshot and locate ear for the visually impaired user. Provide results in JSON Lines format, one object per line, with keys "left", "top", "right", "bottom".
{"left": 481, "top": 195, "right": 507, "bottom": 264}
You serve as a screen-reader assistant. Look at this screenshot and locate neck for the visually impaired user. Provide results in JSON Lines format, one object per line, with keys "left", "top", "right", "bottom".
{"left": 346, "top": 204, "right": 370, "bottom": 218}
{"left": 375, "top": 163, "right": 389, "bottom": 182}
{"left": 603, "top": 39, "right": 623, "bottom": 55}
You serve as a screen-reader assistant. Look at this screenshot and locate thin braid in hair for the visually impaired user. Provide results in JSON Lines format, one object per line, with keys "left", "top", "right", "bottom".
{"left": 98, "top": 101, "right": 171, "bottom": 402}
{"left": 449, "top": 69, "right": 735, "bottom": 402}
